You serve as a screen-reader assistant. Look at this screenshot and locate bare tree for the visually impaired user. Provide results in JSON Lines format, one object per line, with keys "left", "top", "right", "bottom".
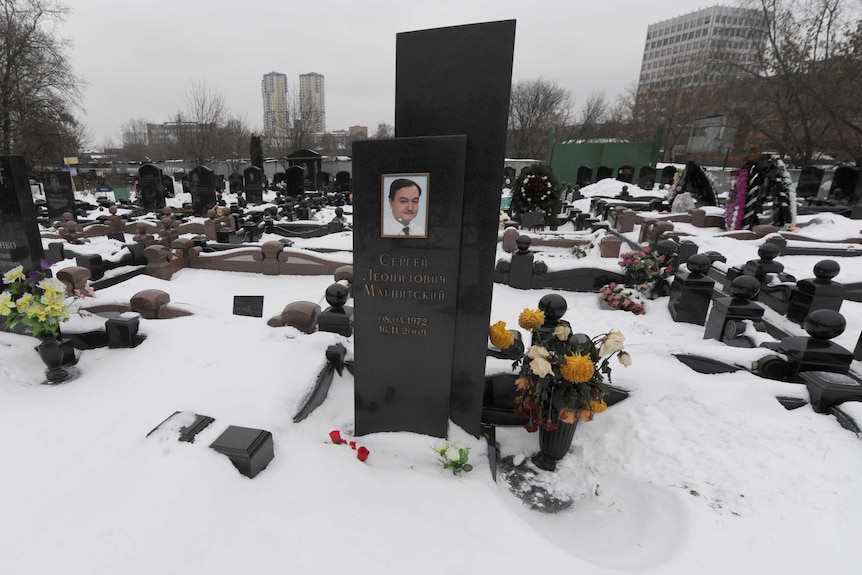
{"left": 729, "top": 0, "right": 862, "bottom": 164}
{"left": 507, "top": 78, "right": 572, "bottom": 159}
{"left": 563, "top": 90, "right": 609, "bottom": 142}
{"left": 215, "top": 113, "right": 250, "bottom": 174}
{"left": 119, "top": 117, "right": 149, "bottom": 162}
{"left": 372, "top": 122, "right": 393, "bottom": 139}
{"left": 175, "top": 81, "right": 227, "bottom": 166}
{"left": 0, "top": 0, "right": 84, "bottom": 166}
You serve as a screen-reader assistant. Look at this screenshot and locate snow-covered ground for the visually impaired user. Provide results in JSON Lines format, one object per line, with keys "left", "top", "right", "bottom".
{"left": 2, "top": 185, "right": 861, "bottom": 574}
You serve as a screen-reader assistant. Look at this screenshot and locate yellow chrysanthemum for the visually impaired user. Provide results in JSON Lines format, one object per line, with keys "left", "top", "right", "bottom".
{"left": 488, "top": 321, "right": 515, "bottom": 349}
{"left": 518, "top": 308, "right": 545, "bottom": 330}
{"left": 0, "top": 292, "right": 15, "bottom": 315}
{"left": 38, "top": 277, "right": 66, "bottom": 297}
{"left": 559, "top": 353, "right": 595, "bottom": 383}
{"left": 589, "top": 400, "right": 608, "bottom": 413}
{"left": 2, "top": 265, "right": 24, "bottom": 284}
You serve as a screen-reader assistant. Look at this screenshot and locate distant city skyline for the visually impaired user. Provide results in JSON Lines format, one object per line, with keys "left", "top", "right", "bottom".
{"left": 65, "top": 0, "right": 729, "bottom": 148}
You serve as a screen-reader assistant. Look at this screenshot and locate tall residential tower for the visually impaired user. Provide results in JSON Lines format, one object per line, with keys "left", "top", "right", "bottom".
{"left": 299, "top": 72, "right": 326, "bottom": 133}
{"left": 261, "top": 72, "right": 288, "bottom": 138}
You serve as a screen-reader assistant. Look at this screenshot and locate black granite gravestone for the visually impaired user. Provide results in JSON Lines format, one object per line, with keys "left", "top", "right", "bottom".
{"left": 617, "top": 165, "right": 635, "bottom": 183}
{"left": 243, "top": 166, "right": 264, "bottom": 204}
{"left": 797, "top": 166, "right": 825, "bottom": 199}
{"left": 0, "top": 156, "right": 45, "bottom": 276}
{"left": 228, "top": 172, "right": 244, "bottom": 196}
{"left": 660, "top": 165, "right": 677, "bottom": 186}
{"left": 394, "top": 19, "right": 515, "bottom": 436}
{"left": 576, "top": 166, "right": 593, "bottom": 187}
{"left": 42, "top": 170, "right": 75, "bottom": 219}
{"left": 638, "top": 166, "right": 657, "bottom": 190}
{"left": 596, "top": 165, "right": 613, "bottom": 181}
{"left": 189, "top": 165, "right": 216, "bottom": 216}
{"left": 353, "top": 136, "right": 467, "bottom": 437}
{"left": 138, "top": 163, "right": 166, "bottom": 212}
{"left": 285, "top": 167, "right": 304, "bottom": 196}
{"left": 830, "top": 166, "right": 861, "bottom": 204}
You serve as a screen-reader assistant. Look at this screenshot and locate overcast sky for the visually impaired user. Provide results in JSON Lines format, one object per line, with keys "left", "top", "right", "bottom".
{"left": 65, "top": 0, "right": 722, "bottom": 147}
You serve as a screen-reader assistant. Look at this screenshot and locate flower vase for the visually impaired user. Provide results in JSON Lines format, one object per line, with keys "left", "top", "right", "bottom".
{"left": 36, "top": 335, "right": 69, "bottom": 385}
{"left": 531, "top": 386, "right": 579, "bottom": 472}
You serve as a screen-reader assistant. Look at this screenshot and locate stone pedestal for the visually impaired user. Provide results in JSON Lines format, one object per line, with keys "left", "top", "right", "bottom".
{"left": 209, "top": 426, "right": 274, "bottom": 479}
{"left": 703, "top": 276, "right": 765, "bottom": 346}
{"left": 668, "top": 254, "right": 715, "bottom": 325}
{"left": 786, "top": 259, "right": 845, "bottom": 324}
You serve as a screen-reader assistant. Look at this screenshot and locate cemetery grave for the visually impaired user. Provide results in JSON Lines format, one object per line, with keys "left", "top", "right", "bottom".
{"left": 4, "top": 21, "right": 862, "bottom": 572}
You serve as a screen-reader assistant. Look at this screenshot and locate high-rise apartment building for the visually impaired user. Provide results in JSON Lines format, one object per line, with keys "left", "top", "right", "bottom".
{"left": 299, "top": 72, "right": 326, "bottom": 133}
{"left": 261, "top": 72, "right": 289, "bottom": 138}
{"left": 637, "top": 5, "right": 765, "bottom": 94}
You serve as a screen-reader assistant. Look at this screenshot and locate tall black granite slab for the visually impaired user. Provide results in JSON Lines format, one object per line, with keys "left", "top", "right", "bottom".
{"left": 189, "top": 165, "right": 216, "bottom": 216}
{"left": 243, "top": 166, "right": 264, "bottom": 204}
{"left": 42, "top": 170, "right": 75, "bottom": 219}
{"left": 395, "top": 20, "right": 515, "bottom": 436}
{"left": 138, "top": 164, "right": 166, "bottom": 212}
{"left": 0, "top": 156, "right": 44, "bottom": 275}
{"left": 353, "top": 136, "right": 466, "bottom": 437}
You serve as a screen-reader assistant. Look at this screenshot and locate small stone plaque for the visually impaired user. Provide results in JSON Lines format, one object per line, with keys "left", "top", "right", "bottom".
{"left": 233, "top": 295, "right": 264, "bottom": 318}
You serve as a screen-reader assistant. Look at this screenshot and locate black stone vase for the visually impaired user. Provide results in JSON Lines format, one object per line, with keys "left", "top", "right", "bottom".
{"left": 35, "top": 334, "right": 69, "bottom": 384}
{"left": 532, "top": 384, "right": 579, "bottom": 472}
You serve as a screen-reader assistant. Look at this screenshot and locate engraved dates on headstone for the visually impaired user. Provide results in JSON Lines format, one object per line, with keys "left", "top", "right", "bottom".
{"left": 353, "top": 136, "right": 466, "bottom": 438}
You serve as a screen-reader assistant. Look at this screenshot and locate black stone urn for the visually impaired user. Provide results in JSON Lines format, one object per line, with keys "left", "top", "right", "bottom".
{"left": 532, "top": 385, "right": 579, "bottom": 472}
{"left": 36, "top": 335, "right": 68, "bottom": 384}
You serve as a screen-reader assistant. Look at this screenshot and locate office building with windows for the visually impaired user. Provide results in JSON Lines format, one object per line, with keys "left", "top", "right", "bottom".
{"left": 637, "top": 5, "right": 765, "bottom": 94}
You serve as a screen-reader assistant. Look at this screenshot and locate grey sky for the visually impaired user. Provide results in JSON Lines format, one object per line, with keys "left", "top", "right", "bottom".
{"left": 66, "top": 0, "right": 721, "bottom": 147}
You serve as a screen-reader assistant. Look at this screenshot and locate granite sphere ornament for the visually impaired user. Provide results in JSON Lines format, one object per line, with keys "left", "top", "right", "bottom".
{"left": 803, "top": 309, "right": 845, "bottom": 340}
{"left": 325, "top": 283, "right": 349, "bottom": 307}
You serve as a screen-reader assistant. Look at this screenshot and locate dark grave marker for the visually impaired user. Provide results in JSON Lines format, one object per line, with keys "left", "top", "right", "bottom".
{"left": 285, "top": 166, "right": 304, "bottom": 196}
{"left": 0, "top": 156, "right": 45, "bottom": 276}
{"left": 797, "top": 166, "right": 825, "bottom": 199}
{"left": 353, "top": 135, "right": 467, "bottom": 437}
{"left": 232, "top": 295, "right": 265, "bottom": 318}
{"left": 660, "top": 165, "right": 677, "bottom": 186}
{"left": 243, "top": 166, "right": 264, "bottom": 204}
{"left": 138, "top": 163, "right": 166, "bottom": 212}
{"left": 829, "top": 166, "right": 861, "bottom": 204}
{"left": 188, "top": 166, "right": 216, "bottom": 217}
{"left": 617, "top": 165, "right": 635, "bottom": 183}
{"left": 42, "top": 170, "right": 75, "bottom": 219}
{"left": 638, "top": 166, "right": 656, "bottom": 190}
{"left": 576, "top": 165, "right": 593, "bottom": 187}
{"left": 335, "top": 170, "right": 351, "bottom": 192}
{"left": 596, "top": 165, "right": 613, "bottom": 181}
{"left": 228, "top": 172, "right": 244, "bottom": 194}
{"left": 392, "top": 19, "right": 515, "bottom": 436}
